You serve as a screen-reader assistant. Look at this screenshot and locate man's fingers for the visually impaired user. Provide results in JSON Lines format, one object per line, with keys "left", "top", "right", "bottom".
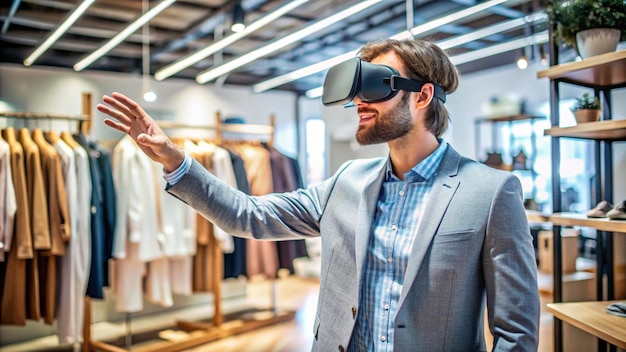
{"left": 97, "top": 103, "right": 132, "bottom": 126}
{"left": 102, "top": 94, "right": 135, "bottom": 120}
{"left": 103, "top": 118, "right": 131, "bottom": 134}
{"left": 111, "top": 92, "right": 151, "bottom": 121}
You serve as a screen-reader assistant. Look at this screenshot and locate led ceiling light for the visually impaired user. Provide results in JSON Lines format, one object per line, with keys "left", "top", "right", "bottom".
{"left": 436, "top": 12, "right": 546, "bottom": 50}
{"left": 305, "top": 86, "right": 323, "bottom": 99}
{"left": 254, "top": 0, "right": 516, "bottom": 93}
{"left": 231, "top": 3, "right": 245, "bottom": 33}
{"left": 253, "top": 51, "right": 358, "bottom": 93}
{"left": 517, "top": 51, "right": 529, "bottom": 69}
{"left": 74, "top": 0, "right": 176, "bottom": 72}
{"left": 195, "top": 0, "right": 382, "bottom": 84}
{"left": 450, "top": 31, "right": 549, "bottom": 66}
{"left": 155, "top": 0, "right": 310, "bottom": 81}
{"left": 141, "top": 0, "right": 157, "bottom": 102}
{"left": 24, "top": 0, "right": 95, "bottom": 66}
{"left": 393, "top": 0, "right": 511, "bottom": 40}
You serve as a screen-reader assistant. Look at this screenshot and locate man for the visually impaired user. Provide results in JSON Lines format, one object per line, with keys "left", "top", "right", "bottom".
{"left": 98, "top": 38, "right": 540, "bottom": 351}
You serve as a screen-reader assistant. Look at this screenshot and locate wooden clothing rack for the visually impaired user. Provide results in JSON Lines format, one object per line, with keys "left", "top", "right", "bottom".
{"left": 86, "top": 111, "right": 295, "bottom": 352}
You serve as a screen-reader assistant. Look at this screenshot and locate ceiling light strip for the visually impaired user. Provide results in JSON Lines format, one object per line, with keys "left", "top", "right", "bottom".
{"left": 253, "top": 0, "right": 513, "bottom": 93}
{"left": 73, "top": 0, "right": 176, "bottom": 72}
{"left": 252, "top": 51, "right": 358, "bottom": 93}
{"left": 437, "top": 12, "right": 546, "bottom": 50}
{"left": 155, "top": 0, "right": 310, "bottom": 81}
{"left": 402, "top": 0, "right": 511, "bottom": 39}
{"left": 23, "top": 0, "right": 95, "bottom": 66}
{"left": 255, "top": 10, "right": 546, "bottom": 93}
{"left": 195, "top": 0, "right": 383, "bottom": 84}
{"left": 449, "top": 30, "right": 548, "bottom": 65}
{"left": 304, "top": 31, "right": 550, "bottom": 99}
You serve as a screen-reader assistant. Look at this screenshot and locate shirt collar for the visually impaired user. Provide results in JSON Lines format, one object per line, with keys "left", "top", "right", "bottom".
{"left": 385, "top": 139, "right": 448, "bottom": 182}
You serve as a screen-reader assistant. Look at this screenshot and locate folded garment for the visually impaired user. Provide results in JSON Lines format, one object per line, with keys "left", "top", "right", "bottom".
{"left": 606, "top": 301, "right": 626, "bottom": 317}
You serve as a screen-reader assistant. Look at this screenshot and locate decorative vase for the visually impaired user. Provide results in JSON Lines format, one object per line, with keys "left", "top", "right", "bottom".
{"left": 573, "top": 109, "right": 601, "bottom": 124}
{"left": 576, "top": 28, "right": 621, "bottom": 59}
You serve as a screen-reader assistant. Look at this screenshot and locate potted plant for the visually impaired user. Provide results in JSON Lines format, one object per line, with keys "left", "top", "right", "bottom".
{"left": 544, "top": 0, "right": 626, "bottom": 58}
{"left": 570, "top": 92, "right": 601, "bottom": 123}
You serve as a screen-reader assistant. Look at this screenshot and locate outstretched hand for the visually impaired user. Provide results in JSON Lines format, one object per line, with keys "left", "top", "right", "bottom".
{"left": 97, "top": 92, "right": 185, "bottom": 172}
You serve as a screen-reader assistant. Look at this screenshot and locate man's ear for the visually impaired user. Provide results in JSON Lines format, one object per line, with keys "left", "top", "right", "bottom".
{"left": 414, "top": 83, "right": 435, "bottom": 109}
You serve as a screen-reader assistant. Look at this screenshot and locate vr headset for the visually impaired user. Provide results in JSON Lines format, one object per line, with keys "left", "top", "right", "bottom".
{"left": 322, "top": 57, "right": 446, "bottom": 107}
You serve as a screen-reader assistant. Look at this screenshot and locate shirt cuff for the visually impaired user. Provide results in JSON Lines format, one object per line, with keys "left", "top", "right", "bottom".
{"left": 163, "top": 152, "right": 192, "bottom": 186}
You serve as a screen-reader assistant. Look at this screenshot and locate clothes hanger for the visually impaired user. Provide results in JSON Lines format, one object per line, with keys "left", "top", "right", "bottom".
{"left": 18, "top": 127, "right": 33, "bottom": 144}
{"left": 46, "top": 129, "right": 60, "bottom": 144}
{"left": 32, "top": 128, "right": 53, "bottom": 149}
{"left": 4, "top": 126, "right": 16, "bottom": 144}
{"left": 61, "top": 130, "right": 80, "bottom": 149}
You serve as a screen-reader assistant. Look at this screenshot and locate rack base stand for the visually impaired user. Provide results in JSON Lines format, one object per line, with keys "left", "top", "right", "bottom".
{"left": 87, "top": 309, "right": 296, "bottom": 352}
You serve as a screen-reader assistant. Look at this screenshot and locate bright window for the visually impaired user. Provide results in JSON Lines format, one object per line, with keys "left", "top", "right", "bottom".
{"left": 305, "top": 118, "right": 327, "bottom": 186}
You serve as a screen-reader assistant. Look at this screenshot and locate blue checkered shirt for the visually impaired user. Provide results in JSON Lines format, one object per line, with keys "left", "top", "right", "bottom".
{"left": 348, "top": 140, "right": 448, "bottom": 352}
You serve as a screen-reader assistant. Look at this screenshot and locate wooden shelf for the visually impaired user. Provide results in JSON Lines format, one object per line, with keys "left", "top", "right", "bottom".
{"left": 526, "top": 210, "right": 549, "bottom": 223}
{"left": 547, "top": 300, "right": 626, "bottom": 350}
{"left": 549, "top": 212, "right": 626, "bottom": 233}
{"left": 544, "top": 119, "right": 626, "bottom": 141}
{"left": 537, "top": 50, "right": 626, "bottom": 87}
{"left": 476, "top": 114, "right": 544, "bottom": 123}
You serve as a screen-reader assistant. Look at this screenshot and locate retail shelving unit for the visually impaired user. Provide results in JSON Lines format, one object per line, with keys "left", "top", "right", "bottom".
{"left": 537, "top": 50, "right": 626, "bottom": 352}
{"left": 474, "top": 114, "right": 544, "bottom": 199}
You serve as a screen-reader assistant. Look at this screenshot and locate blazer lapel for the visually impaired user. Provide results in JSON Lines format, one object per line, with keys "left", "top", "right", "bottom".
{"left": 354, "top": 161, "right": 386, "bottom": 285}
{"left": 398, "top": 147, "right": 461, "bottom": 308}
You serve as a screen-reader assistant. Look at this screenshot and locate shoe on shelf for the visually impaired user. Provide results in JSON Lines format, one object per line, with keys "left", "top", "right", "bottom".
{"left": 483, "top": 152, "right": 512, "bottom": 171}
{"left": 607, "top": 200, "right": 626, "bottom": 220}
{"left": 512, "top": 150, "right": 528, "bottom": 170}
{"left": 586, "top": 200, "right": 613, "bottom": 218}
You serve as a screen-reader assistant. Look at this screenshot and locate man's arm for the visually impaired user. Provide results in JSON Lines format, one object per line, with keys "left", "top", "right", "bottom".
{"left": 484, "top": 174, "right": 540, "bottom": 351}
{"left": 97, "top": 92, "right": 185, "bottom": 172}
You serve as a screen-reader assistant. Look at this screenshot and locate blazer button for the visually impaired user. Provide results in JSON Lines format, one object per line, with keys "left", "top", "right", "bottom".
{"left": 351, "top": 306, "right": 357, "bottom": 318}
{"left": 338, "top": 345, "right": 345, "bottom": 352}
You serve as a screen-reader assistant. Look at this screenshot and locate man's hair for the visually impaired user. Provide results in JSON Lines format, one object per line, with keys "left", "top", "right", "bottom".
{"left": 358, "top": 39, "right": 459, "bottom": 137}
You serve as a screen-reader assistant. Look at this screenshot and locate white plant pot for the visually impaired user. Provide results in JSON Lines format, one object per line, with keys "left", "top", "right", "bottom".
{"left": 576, "top": 28, "right": 621, "bottom": 59}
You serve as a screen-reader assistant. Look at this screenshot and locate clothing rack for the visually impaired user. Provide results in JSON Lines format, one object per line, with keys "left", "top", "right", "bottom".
{"left": 1, "top": 92, "right": 92, "bottom": 352}
{"left": 0, "top": 92, "right": 92, "bottom": 134}
{"left": 86, "top": 111, "right": 294, "bottom": 352}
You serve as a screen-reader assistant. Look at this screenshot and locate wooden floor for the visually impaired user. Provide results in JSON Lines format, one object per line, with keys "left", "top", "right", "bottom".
{"left": 2, "top": 275, "right": 559, "bottom": 352}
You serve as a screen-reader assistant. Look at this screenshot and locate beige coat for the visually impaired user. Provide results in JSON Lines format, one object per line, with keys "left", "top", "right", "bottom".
{"left": 1, "top": 127, "right": 32, "bottom": 325}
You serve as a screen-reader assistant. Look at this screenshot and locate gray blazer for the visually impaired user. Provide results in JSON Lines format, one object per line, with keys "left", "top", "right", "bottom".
{"left": 168, "top": 145, "right": 540, "bottom": 352}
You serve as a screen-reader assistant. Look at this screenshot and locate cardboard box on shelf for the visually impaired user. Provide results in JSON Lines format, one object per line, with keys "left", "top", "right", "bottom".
{"left": 538, "top": 228, "right": 580, "bottom": 274}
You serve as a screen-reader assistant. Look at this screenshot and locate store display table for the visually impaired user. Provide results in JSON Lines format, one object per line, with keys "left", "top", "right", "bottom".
{"left": 546, "top": 300, "right": 626, "bottom": 350}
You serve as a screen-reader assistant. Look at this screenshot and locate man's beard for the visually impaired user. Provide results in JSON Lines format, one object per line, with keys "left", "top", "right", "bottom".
{"left": 355, "top": 96, "right": 413, "bottom": 145}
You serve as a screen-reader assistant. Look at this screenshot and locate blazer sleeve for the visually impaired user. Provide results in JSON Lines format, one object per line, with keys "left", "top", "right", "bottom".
{"left": 484, "top": 174, "right": 540, "bottom": 351}
{"left": 167, "top": 157, "right": 348, "bottom": 241}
